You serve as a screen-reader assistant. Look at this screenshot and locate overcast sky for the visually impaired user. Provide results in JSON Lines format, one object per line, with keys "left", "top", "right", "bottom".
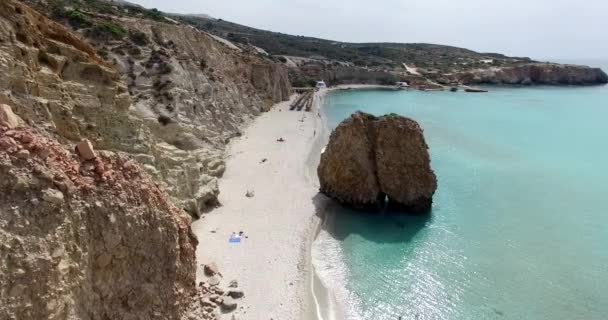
{"left": 130, "top": 0, "right": 607, "bottom": 60}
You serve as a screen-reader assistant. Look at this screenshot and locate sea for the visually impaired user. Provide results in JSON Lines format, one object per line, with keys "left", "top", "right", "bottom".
{"left": 311, "top": 61, "right": 608, "bottom": 320}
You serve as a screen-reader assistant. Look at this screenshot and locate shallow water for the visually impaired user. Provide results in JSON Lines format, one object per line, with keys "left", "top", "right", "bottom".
{"left": 313, "top": 82, "right": 608, "bottom": 320}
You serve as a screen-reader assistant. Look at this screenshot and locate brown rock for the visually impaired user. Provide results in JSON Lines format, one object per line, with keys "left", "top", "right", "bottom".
{"left": 318, "top": 112, "right": 437, "bottom": 213}
{"left": 227, "top": 290, "right": 244, "bottom": 299}
{"left": 37, "top": 147, "right": 51, "bottom": 160}
{"left": 374, "top": 114, "right": 437, "bottom": 213}
{"left": 204, "top": 262, "right": 219, "bottom": 276}
{"left": 19, "top": 134, "right": 33, "bottom": 144}
{"left": 220, "top": 297, "right": 238, "bottom": 312}
{"left": 454, "top": 63, "right": 608, "bottom": 86}
{"left": 0, "top": 137, "right": 17, "bottom": 150}
{"left": 201, "top": 298, "right": 215, "bottom": 308}
{"left": 0, "top": 125, "right": 197, "bottom": 320}
{"left": 41, "top": 188, "right": 64, "bottom": 204}
{"left": 76, "top": 139, "right": 96, "bottom": 160}
{"left": 317, "top": 112, "right": 383, "bottom": 210}
{"left": 0, "top": 104, "right": 22, "bottom": 129}
{"left": 15, "top": 150, "right": 30, "bottom": 159}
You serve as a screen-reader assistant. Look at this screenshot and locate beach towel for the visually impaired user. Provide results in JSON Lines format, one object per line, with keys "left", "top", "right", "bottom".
{"left": 229, "top": 237, "right": 241, "bottom": 243}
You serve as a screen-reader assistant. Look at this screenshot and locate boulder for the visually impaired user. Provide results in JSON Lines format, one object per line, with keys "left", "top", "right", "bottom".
{"left": 204, "top": 262, "right": 220, "bottom": 276}
{"left": 374, "top": 114, "right": 437, "bottom": 213}
{"left": 208, "top": 275, "right": 221, "bottom": 286}
{"left": 227, "top": 290, "right": 244, "bottom": 299}
{"left": 76, "top": 139, "right": 97, "bottom": 160}
{"left": 0, "top": 104, "right": 23, "bottom": 129}
{"left": 220, "top": 297, "right": 238, "bottom": 312}
{"left": 317, "top": 112, "right": 383, "bottom": 210}
{"left": 318, "top": 112, "right": 437, "bottom": 213}
{"left": 41, "top": 188, "right": 65, "bottom": 204}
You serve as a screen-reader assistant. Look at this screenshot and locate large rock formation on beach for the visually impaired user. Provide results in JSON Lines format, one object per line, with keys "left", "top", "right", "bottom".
{"left": 1, "top": 0, "right": 291, "bottom": 217}
{"left": 318, "top": 112, "right": 437, "bottom": 213}
{"left": 0, "top": 114, "right": 197, "bottom": 320}
{"left": 453, "top": 63, "right": 608, "bottom": 85}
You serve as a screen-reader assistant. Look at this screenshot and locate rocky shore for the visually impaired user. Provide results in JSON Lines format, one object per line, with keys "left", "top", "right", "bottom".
{"left": 451, "top": 63, "right": 608, "bottom": 85}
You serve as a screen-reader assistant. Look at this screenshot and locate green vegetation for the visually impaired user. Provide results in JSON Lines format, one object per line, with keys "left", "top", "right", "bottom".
{"left": 25, "top": 0, "right": 166, "bottom": 23}
{"left": 66, "top": 10, "right": 92, "bottom": 29}
{"left": 87, "top": 23, "right": 127, "bottom": 40}
{"left": 96, "top": 47, "right": 109, "bottom": 60}
{"left": 129, "top": 31, "right": 149, "bottom": 46}
{"left": 172, "top": 14, "right": 535, "bottom": 74}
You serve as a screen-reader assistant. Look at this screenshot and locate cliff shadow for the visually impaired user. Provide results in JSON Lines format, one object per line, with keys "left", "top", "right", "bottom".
{"left": 312, "top": 193, "right": 432, "bottom": 244}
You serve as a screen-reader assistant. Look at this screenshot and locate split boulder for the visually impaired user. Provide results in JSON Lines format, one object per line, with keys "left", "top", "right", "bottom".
{"left": 318, "top": 112, "right": 437, "bottom": 213}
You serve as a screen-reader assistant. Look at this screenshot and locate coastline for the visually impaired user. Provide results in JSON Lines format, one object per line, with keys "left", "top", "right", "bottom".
{"left": 192, "top": 91, "right": 328, "bottom": 320}
{"left": 192, "top": 84, "right": 388, "bottom": 320}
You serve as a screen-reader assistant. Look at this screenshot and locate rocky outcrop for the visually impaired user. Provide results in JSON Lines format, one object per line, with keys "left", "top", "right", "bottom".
{"left": 0, "top": 117, "right": 196, "bottom": 320}
{"left": 454, "top": 63, "right": 608, "bottom": 85}
{"left": 318, "top": 112, "right": 382, "bottom": 209}
{"left": 185, "top": 263, "right": 245, "bottom": 320}
{"left": 0, "top": 0, "right": 291, "bottom": 217}
{"left": 318, "top": 112, "right": 437, "bottom": 213}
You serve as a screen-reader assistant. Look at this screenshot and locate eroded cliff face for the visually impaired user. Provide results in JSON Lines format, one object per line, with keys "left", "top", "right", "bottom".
{"left": 318, "top": 112, "right": 437, "bottom": 213}
{"left": 453, "top": 63, "right": 608, "bottom": 85}
{"left": 0, "top": 0, "right": 291, "bottom": 217}
{"left": 0, "top": 1, "right": 291, "bottom": 319}
{"left": 0, "top": 117, "right": 196, "bottom": 320}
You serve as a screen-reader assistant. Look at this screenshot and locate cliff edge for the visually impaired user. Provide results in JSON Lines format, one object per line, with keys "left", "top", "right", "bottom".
{"left": 0, "top": 106, "right": 196, "bottom": 320}
{"left": 0, "top": 0, "right": 291, "bottom": 217}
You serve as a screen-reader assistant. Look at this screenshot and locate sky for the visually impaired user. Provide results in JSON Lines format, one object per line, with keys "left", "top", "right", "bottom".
{"left": 129, "top": 0, "right": 608, "bottom": 60}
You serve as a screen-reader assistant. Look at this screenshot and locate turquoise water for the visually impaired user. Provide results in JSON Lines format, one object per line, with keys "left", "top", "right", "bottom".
{"left": 313, "top": 82, "right": 608, "bottom": 320}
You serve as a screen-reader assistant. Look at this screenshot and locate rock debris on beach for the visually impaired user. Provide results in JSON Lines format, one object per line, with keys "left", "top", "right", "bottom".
{"left": 185, "top": 264, "right": 244, "bottom": 319}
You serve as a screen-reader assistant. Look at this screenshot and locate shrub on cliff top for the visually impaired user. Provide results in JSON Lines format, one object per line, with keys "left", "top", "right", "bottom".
{"left": 129, "top": 31, "right": 149, "bottom": 46}
{"left": 97, "top": 47, "right": 109, "bottom": 60}
{"left": 66, "top": 10, "right": 92, "bottom": 29}
{"left": 87, "top": 23, "right": 127, "bottom": 40}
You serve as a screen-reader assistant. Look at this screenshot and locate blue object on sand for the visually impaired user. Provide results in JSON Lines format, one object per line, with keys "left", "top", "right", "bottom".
{"left": 229, "top": 237, "right": 241, "bottom": 243}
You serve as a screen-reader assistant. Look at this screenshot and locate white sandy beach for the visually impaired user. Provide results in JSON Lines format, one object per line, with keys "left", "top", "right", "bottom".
{"left": 192, "top": 92, "right": 330, "bottom": 320}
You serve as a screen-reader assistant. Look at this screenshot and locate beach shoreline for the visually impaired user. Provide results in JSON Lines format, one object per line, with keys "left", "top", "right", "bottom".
{"left": 192, "top": 90, "right": 328, "bottom": 320}
{"left": 192, "top": 85, "right": 388, "bottom": 320}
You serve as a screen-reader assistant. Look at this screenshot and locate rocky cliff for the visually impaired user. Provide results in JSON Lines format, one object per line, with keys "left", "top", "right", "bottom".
{"left": 0, "top": 108, "right": 196, "bottom": 320}
{"left": 452, "top": 63, "right": 608, "bottom": 85}
{"left": 318, "top": 112, "right": 437, "bottom": 213}
{"left": 1, "top": 0, "right": 291, "bottom": 217}
{"left": 0, "top": 1, "right": 292, "bottom": 319}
